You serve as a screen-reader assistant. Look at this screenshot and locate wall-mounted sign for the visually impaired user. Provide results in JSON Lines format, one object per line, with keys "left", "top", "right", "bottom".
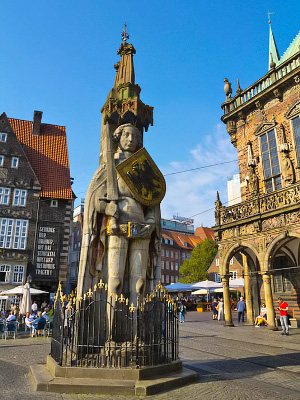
{"left": 35, "top": 226, "right": 58, "bottom": 278}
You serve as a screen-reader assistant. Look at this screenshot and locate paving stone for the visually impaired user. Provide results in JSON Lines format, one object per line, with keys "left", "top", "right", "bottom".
{"left": 1, "top": 311, "right": 300, "bottom": 399}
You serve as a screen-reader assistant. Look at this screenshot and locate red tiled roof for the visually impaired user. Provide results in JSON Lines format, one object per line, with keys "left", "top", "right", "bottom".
{"left": 194, "top": 227, "right": 215, "bottom": 240}
{"left": 9, "top": 118, "right": 73, "bottom": 199}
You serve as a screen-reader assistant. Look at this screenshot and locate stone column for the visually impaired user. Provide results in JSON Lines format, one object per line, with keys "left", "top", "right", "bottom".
{"left": 262, "top": 273, "right": 277, "bottom": 330}
{"left": 222, "top": 276, "right": 234, "bottom": 326}
{"left": 242, "top": 254, "right": 254, "bottom": 324}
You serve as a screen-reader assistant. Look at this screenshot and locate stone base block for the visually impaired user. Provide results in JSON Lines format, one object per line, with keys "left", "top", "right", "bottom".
{"left": 30, "top": 356, "right": 198, "bottom": 396}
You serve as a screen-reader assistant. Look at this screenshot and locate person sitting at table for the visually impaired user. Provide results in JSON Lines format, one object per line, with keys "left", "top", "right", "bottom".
{"left": 25, "top": 312, "right": 35, "bottom": 331}
{"left": 31, "top": 311, "right": 46, "bottom": 337}
{"left": 6, "top": 311, "right": 16, "bottom": 322}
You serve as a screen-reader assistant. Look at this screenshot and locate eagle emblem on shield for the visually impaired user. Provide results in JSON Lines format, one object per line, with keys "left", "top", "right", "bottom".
{"left": 115, "top": 147, "right": 166, "bottom": 206}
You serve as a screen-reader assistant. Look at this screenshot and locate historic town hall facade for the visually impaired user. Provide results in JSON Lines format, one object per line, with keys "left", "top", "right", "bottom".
{"left": 214, "top": 23, "right": 300, "bottom": 328}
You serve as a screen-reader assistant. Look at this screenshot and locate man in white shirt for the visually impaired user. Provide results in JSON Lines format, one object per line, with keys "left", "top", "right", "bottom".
{"left": 31, "top": 301, "right": 38, "bottom": 315}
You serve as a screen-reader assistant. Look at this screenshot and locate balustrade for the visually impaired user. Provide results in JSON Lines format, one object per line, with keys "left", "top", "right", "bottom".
{"left": 216, "top": 182, "right": 300, "bottom": 226}
{"left": 222, "top": 52, "right": 300, "bottom": 116}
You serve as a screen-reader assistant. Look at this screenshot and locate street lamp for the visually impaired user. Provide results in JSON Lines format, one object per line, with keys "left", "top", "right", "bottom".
{"left": 27, "top": 274, "right": 32, "bottom": 284}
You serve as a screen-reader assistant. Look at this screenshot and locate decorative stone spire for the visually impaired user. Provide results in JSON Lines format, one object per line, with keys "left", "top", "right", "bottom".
{"left": 101, "top": 26, "right": 153, "bottom": 132}
{"left": 268, "top": 18, "right": 280, "bottom": 70}
{"left": 236, "top": 79, "right": 242, "bottom": 95}
{"left": 114, "top": 24, "right": 136, "bottom": 87}
{"left": 215, "top": 191, "right": 222, "bottom": 208}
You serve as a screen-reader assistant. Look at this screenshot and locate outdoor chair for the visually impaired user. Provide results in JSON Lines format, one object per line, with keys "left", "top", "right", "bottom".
{"left": 0, "top": 320, "right": 5, "bottom": 339}
{"left": 46, "top": 320, "right": 53, "bottom": 337}
{"left": 5, "top": 321, "right": 18, "bottom": 340}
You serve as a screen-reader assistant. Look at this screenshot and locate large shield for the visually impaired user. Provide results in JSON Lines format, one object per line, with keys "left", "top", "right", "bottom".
{"left": 115, "top": 147, "right": 166, "bottom": 206}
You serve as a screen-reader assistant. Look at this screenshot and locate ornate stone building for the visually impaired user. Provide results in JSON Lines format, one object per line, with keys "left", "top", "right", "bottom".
{"left": 214, "top": 23, "right": 300, "bottom": 327}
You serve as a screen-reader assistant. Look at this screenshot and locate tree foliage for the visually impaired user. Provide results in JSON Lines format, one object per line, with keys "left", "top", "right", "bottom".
{"left": 178, "top": 239, "right": 218, "bottom": 284}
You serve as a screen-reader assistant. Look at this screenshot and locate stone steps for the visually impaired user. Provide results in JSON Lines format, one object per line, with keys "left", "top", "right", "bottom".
{"left": 30, "top": 361, "right": 199, "bottom": 396}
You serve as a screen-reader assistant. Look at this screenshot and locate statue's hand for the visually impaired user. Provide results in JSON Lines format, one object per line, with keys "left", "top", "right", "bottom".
{"left": 105, "top": 201, "right": 119, "bottom": 219}
{"left": 139, "top": 224, "right": 154, "bottom": 239}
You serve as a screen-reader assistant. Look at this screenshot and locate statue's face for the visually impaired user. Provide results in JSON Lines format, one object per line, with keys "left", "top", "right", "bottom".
{"left": 119, "top": 126, "right": 139, "bottom": 152}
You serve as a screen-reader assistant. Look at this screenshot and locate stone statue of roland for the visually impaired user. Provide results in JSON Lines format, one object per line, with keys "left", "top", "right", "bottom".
{"left": 77, "top": 123, "right": 162, "bottom": 313}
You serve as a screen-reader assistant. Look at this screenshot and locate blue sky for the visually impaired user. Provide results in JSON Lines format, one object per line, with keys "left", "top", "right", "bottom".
{"left": 1, "top": 1, "right": 300, "bottom": 227}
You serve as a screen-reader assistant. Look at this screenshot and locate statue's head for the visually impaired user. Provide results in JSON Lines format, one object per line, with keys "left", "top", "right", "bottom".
{"left": 113, "top": 124, "right": 142, "bottom": 152}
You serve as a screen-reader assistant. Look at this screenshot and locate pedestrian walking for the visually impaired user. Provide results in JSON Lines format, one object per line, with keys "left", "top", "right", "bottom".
{"left": 217, "top": 298, "right": 224, "bottom": 321}
{"left": 278, "top": 297, "right": 289, "bottom": 336}
{"left": 237, "top": 297, "right": 246, "bottom": 322}
{"left": 178, "top": 301, "right": 186, "bottom": 323}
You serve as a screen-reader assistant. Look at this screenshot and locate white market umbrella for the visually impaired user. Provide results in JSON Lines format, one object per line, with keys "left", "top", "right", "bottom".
{"left": 19, "top": 282, "right": 32, "bottom": 315}
{"left": 0, "top": 285, "right": 48, "bottom": 296}
{"left": 190, "top": 280, "right": 223, "bottom": 290}
{"left": 229, "top": 278, "right": 245, "bottom": 288}
{"left": 191, "top": 289, "right": 208, "bottom": 295}
{"left": 190, "top": 280, "right": 223, "bottom": 301}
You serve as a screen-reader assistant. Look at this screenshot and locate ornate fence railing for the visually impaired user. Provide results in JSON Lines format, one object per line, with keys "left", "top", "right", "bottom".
{"left": 215, "top": 182, "right": 300, "bottom": 227}
{"left": 50, "top": 283, "right": 179, "bottom": 369}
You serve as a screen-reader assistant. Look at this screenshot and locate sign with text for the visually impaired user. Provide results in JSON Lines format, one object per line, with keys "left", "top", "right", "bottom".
{"left": 35, "top": 226, "right": 59, "bottom": 279}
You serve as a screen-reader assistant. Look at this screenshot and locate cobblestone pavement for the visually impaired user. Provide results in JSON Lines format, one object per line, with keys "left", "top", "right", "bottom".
{"left": 1, "top": 311, "right": 300, "bottom": 400}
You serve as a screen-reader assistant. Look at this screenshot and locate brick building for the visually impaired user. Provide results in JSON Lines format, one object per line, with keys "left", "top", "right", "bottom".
{"left": 214, "top": 23, "right": 300, "bottom": 327}
{"left": 0, "top": 110, "right": 73, "bottom": 307}
{"left": 207, "top": 252, "right": 243, "bottom": 283}
{"left": 161, "top": 218, "right": 214, "bottom": 285}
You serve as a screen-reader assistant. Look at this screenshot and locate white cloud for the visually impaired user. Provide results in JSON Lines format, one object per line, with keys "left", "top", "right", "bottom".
{"left": 161, "top": 123, "right": 238, "bottom": 228}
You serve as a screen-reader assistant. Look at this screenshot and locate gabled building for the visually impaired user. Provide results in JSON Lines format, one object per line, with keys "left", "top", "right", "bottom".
{"left": 214, "top": 22, "right": 300, "bottom": 327}
{"left": 207, "top": 252, "right": 244, "bottom": 283}
{"left": 0, "top": 111, "right": 73, "bottom": 305}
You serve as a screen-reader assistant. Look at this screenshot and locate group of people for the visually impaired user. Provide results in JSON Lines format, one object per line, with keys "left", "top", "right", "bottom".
{"left": 0, "top": 299, "right": 53, "bottom": 337}
{"left": 212, "top": 298, "right": 224, "bottom": 320}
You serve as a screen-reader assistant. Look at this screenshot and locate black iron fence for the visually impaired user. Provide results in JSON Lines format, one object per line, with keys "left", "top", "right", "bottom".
{"left": 50, "top": 283, "right": 179, "bottom": 368}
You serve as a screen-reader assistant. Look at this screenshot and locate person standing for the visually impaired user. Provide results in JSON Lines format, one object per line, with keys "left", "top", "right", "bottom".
{"left": 237, "top": 297, "right": 246, "bottom": 322}
{"left": 212, "top": 299, "right": 218, "bottom": 320}
{"left": 217, "top": 299, "right": 224, "bottom": 321}
{"left": 32, "top": 301, "right": 38, "bottom": 316}
{"left": 278, "top": 297, "right": 289, "bottom": 336}
{"left": 178, "top": 301, "right": 186, "bottom": 323}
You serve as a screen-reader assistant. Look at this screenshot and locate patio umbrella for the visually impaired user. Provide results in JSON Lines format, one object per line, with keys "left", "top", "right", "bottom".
{"left": 0, "top": 285, "right": 48, "bottom": 296}
{"left": 229, "top": 278, "right": 245, "bottom": 288}
{"left": 190, "top": 280, "right": 223, "bottom": 290}
{"left": 19, "top": 282, "right": 32, "bottom": 315}
{"left": 190, "top": 280, "right": 223, "bottom": 301}
{"left": 164, "top": 282, "right": 193, "bottom": 292}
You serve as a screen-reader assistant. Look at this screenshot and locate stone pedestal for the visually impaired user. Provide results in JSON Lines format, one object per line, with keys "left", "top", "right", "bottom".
{"left": 30, "top": 355, "right": 198, "bottom": 396}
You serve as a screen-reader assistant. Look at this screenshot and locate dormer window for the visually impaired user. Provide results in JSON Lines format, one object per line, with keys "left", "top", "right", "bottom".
{"left": 0, "top": 133, "right": 7, "bottom": 142}
{"left": 11, "top": 157, "right": 19, "bottom": 169}
{"left": 0, "top": 155, "right": 4, "bottom": 167}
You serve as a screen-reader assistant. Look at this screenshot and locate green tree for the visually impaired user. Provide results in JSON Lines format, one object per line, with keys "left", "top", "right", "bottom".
{"left": 178, "top": 238, "right": 218, "bottom": 284}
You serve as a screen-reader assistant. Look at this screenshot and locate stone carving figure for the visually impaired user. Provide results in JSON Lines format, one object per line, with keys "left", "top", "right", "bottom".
{"left": 281, "top": 150, "right": 295, "bottom": 186}
{"left": 77, "top": 123, "right": 161, "bottom": 332}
